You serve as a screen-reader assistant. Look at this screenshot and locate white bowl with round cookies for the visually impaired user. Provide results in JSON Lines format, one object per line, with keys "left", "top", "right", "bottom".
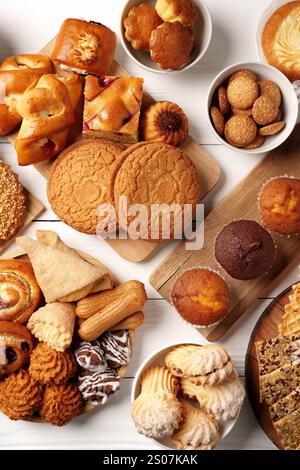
{"left": 206, "top": 62, "right": 300, "bottom": 154}
{"left": 120, "top": 0, "right": 212, "bottom": 74}
{"left": 131, "top": 342, "right": 245, "bottom": 450}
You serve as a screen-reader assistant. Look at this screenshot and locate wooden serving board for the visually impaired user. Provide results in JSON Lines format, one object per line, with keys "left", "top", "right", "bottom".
{"left": 150, "top": 125, "right": 300, "bottom": 342}
{"left": 6, "top": 38, "right": 220, "bottom": 263}
{"left": 7, "top": 247, "right": 135, "bottom": 422}
{"left": 245, "top": 285, "right": 294, "bottom": 450}
{"left": 0, "top": 189, "right": 44, "bottom": 255}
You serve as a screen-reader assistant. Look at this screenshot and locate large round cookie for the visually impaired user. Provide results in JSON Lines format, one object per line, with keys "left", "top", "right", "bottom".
{"left": 47, "top": 139, "right": 124, "bottom": 234}
{"left": 112, "top": 142, "right": 201, "bottom": 241}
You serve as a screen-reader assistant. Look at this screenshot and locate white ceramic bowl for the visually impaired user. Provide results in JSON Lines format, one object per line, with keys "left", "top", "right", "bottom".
{"left": 131, "top": 342, "right": 242, "bottom": 450}
{"left": 120, "top": 0, "right": 212, "bottom": 74}
{"left": 206, "top": 62, "right": 300, "bottom": 154}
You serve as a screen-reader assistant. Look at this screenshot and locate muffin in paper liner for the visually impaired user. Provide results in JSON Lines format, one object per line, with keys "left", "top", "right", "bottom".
{"left": 170, "top": 265, "right": 231, "bottom": 329}
{"left": 213, "top": 218, "right": 277, "bottom": 280}
{"left": 257, "top": 175, "right": 300, "bottom": 237}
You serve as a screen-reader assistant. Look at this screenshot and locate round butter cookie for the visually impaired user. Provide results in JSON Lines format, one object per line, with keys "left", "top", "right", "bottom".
{"left": 47, "top": 139, "right": 124, "bottom": 234}
{"left": 112, "top": 141, "right": 201, "bottom": 241}
{"left": 262, "top": 1, "right": 300, "bottom": 81}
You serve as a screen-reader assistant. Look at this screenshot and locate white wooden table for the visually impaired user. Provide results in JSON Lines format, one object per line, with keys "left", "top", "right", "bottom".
{"left": 0, "top": 0, "right": 298, "bottom": 450}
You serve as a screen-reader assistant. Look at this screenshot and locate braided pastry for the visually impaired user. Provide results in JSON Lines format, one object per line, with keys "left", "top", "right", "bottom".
{"left": 15, "top": 74, "right": 81, "bottom": 165}
{"left": 0, "top": 54, "right": 53, "bottom": 135}
{"left": 0, "top": 259, "right": 41, "bottom": 323}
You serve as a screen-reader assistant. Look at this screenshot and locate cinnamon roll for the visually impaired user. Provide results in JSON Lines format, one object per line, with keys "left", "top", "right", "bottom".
{"left": 0, "top": 259, "right": 42, "bottom": 324}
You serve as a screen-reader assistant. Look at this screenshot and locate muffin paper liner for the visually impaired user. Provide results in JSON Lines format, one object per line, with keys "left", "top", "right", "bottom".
{"left": 170, "top": 265, "right": 231, "bottom": 330}
{"left": 257, "top": 175, "right": 300, "bottom": 237}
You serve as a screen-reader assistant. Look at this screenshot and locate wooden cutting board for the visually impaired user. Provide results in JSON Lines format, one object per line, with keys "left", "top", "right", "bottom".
{"left": 0, "top": 189, "right": 44, "bottom": 255}
{"left": 6, "top": 38, "right": 220, "bottom": 263}
{"left": 245, "top": 285, "right": 295, "bottom": 450}
{"left": 150, "top": 125, "right": 300, "bottom": 341}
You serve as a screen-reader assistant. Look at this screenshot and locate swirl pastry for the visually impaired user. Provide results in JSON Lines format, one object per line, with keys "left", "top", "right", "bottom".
{"left": 29, "top": 343, "right": 77, "bottom": 385}
{"left": 141, "top": 365, "right": 179, "bottom": 394}
{"left": 100, "top": 330, "right": 131, "bottom": 369}
{"left": 74, "top": 340, "right": 107, "bottom": 373}
{"left": 181, "top": 372, "right": 245, "bottom": 421}
{"left": 27, "top": 302, "right": 75, "bottom": 352}
{"left": 131, "top": 391, "right": 182, "bottom": 439}
{"left": 262, "top": 1, "right": 300, "bottom": 81}
{"left": 140, "top": 101, "right": 188, "bottom": 147}
{"left": 172, "top": 399, "right": 220, "bottom": 450}
{"left": 78, "top": 369, "right": 120, "bottom": 406}
{"left": 40, "top": 383, "right": 82, "bottom": 426}
{"left": 0, "top": 370, "right": 43, "bottom": 420}
{"left": 0, "top": 321, "right": 33, "bottom": 377}
{"left": 165, "top": 344, "right": 230, "bottom": 381}
{"left": 0, "top": 259, "right": 41, "bottom": 324}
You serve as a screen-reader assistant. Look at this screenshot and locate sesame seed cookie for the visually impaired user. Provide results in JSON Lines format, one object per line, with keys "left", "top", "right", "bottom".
{"left": 113, "top": 141, "right": 201, "bottom": 241}
{"left": 47, "top": 139, "right": 124, "bottom": 234}
{"left": 224, "top": 115, "right": 257, "bottom": 147}
{"left": 217, "top": 86, "right": 230, "bottom": 115}
{"left": 231, "top": 107, "right": 253, "bottom": 116}
{"left": 258, "top": 80, "right": 281, "bottom": 108}
{"left": 244, "top": 134, "right": 265, "bottom": 149}
{"left": 228, "top": 69, "right": 257, "bottom": 83}
{"left": 259, "top": 121, "right": 285, "bottom": 136}
{"left": 252, "top": 95, "right": 279, "bottom": 126}
{"left": 227, "top": 77, "right": 259, "bottom": 110}
{"left": 0, "top": 161, "right": 26, "bottom": 242}
{"left": 210, "top": 106, "right": 225, "bottom": 136}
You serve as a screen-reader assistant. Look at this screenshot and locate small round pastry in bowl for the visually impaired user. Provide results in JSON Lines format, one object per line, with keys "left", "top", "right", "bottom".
{"left": 215, "top": 220, "right": 276, "bottom": 280}
{"left": 258, "top": 177, "right": 300, "bottom": 235}
{"left": 140, "top": 101, "right": 189, "bottom": 146}
{"left": 124, "top": 3, "right": 163, "bottom": 50}
{"left": 155, "top": 0, "right": 198, "bottom": 28}
{"left": 149, "top": 21, "right": 194, "bottom": 71}
{"left": 171, "top": 268, "right": 230, "bottom": 328}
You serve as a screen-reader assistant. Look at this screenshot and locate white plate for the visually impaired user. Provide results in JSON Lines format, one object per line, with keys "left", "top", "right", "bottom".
{"left": 131, "top": 342, "right": 243, "bottom": 450}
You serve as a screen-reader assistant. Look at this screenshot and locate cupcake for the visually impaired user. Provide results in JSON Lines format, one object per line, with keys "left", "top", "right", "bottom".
{"left": 171, "top": 268, "right": 230, "bottom": 328}
{"left": 215, "top": 220, "right": 276, "bottom": 280}
{"left": 258, "top": 177, "right": 300, "bottom": 235}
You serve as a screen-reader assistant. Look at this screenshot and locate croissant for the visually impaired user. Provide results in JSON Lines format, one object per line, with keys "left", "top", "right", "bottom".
{"left": 15, "top": 73, "right": 82, "bottom": 165}
{"left": 0, "top": 54, "right": 53, "bottom": 135}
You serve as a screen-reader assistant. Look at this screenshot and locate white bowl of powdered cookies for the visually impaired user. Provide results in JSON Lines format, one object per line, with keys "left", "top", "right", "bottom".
{"left": 130, "top": 342, "right": 245, "bottom": 450}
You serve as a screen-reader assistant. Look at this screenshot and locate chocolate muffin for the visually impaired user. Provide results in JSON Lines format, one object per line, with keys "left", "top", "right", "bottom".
{"left": 259, "top": 177, "right": 300, "bottom": 235}
{"left": 171, "top": 268, "right": 230, "bottom": 327}
{"left": 215, "top": 220, "right": 276, "bottom": 280}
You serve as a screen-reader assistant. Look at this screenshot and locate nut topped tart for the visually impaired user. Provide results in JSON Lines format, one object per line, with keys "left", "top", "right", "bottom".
{"left": 83, "top": 75, "right": 143, "bottom": 144}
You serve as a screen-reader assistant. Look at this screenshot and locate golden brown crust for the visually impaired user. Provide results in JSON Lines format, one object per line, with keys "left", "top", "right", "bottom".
{"left": 112, "top": 141, "right": 201, "bottom": 241}
{"left": 47, "top": 139, "right": 124, "bottom": 234}
{"left": 124, "top": 4, "right": 163, "bottom": 50}
{"left": 252, "top": 95, "right": 278, "bottom": 126}
{"left": 259, "top": 177, "right": 300, "bottom": 234}
{"left": 210, "top": 106, "right": 225, "bottom": 136}
{"left": 227, "top": 77, "right": 259, "bottom": 110}
{"left": 262, "top": 1, "right": 300, "bottom": 81}
{"left": 155, "top": 0, "right": 197, "bottom": 28}
{"left": 0, "top": 321, "right": 33, "bottom": 377}
{"left": 258, "top": 121, "right": 285, "bottom": 136}
{"left": 39, "top": 383, "right": 82, "bottom": 426}
{"left": 224, "top": 115, "right": 257, "bottom": 147}
{"left": 0, "top": 370, "right": 43, "bottom": 420}
{"left": 149, "top": 22, "right": 194, "bottom": 71}
{"left": 171, "top": 268, "right": 230, "bottom": 326}
{"left": 140, "top": 101, "right": 188, "bottom": 146}
{"left": 51, "top": 19, "right": 116, "bottom": 76}
{"left": 29, "top": 343, "right": 77, "bottom": 385}
{"left": 0, "top": 163, "right": 26, "bottom": 243}
{"left": 0, "top": 259, "right": 41, "bottom": 323}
